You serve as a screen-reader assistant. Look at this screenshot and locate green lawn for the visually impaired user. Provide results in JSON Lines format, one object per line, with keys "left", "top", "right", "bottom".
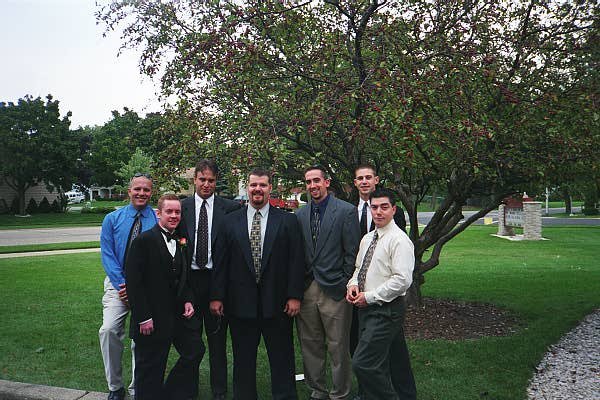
{"left": 0, "top": 226, "right": 598, "bottom": 399}
{"left": 547, "top": 200, "right": 583, "bottom": 208}
{"left": 0, "top": 242, "right": 100, "bottom": 254}
{"left": 0, "top": 213, "right": 105, "bottom": 229}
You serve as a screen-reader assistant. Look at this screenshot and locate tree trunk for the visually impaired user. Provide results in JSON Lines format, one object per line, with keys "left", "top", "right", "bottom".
{"left": 405, "top": 259, "right": 424, "bottom": 307}
{"left": 17, "top": 186, "right": 27, "bottom": 216}
{"left": 430, "top": 189, "right": 437, "bottom": 210}
{"left": 562, "top": 188, "right": 572, "bottom": 215}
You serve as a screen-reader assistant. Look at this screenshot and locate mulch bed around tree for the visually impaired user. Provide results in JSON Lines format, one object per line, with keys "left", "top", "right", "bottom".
{"left": 404, "top": 297, "right": 521, "bottom": 340}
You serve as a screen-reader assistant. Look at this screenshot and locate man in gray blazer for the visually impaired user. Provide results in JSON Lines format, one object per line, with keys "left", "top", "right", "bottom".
{"left": 296, "top": 165, "right": 360, "bottom": 400}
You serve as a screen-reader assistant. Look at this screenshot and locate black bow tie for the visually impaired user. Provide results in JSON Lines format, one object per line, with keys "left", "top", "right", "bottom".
{"left": 161, "top": 230, "right": 176, "bottom": 242}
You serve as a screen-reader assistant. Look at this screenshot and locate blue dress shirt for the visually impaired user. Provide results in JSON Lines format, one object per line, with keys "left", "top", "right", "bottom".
{"left": 100, "top": 204, "right": 157, "bottom": 290}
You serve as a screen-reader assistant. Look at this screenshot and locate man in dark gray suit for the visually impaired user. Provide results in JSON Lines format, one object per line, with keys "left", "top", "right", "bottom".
{"left": 180, "top": 159, "right": 241, "bottom": 400}
{"left": 296, "top": 165, "right": 360, "bottom": 400}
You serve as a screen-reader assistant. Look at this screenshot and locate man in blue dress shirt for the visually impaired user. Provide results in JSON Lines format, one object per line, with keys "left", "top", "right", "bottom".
{"left": 99, "top": 173, "right": 157, "bottom": 400}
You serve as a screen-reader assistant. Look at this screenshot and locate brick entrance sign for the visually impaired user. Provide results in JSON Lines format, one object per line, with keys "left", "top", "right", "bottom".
{"left": 497, "top": 195, "right": 542, "bottom": 240}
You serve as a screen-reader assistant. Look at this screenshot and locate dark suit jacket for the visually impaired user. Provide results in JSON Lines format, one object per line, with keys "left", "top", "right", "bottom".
{"left": 296, "top": 195, "right": 360, "bottom": 301}
{"left": 126, "top": 225, "right": 197, "bottom": 342}
{"left": 180, "top": 195, "right": 242, "bottom": 268}
{"left": 210, "top": 206, "right": 305, "bottom": 319}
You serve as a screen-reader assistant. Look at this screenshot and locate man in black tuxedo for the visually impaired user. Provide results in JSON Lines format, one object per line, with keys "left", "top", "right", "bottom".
{"left": 180, "top": 159, "right": 241, "bottom": 400}
{"left": 126, "top": 194, "right": 204, "bottom": 400}
{"left": 210, "top": 168, "right": 305, "bottom": 400}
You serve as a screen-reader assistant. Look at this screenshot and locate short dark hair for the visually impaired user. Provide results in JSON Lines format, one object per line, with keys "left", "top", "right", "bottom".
{"left": 158, "top": 194, "right": 180, "bottom": 210}
{"left": 194, "top": 159, "right": 218, "bottom": 177}
{"left": 370, "top": 188, "right": 396, "bottom": 206}
{"left": 248, "top": 167, "right": 272, "bottom": 184}
{"left": 304, "top": 165, "right": 329, "bottom": 179}
{"left": 354, "top": 163, "right": 377, "bottom": 176}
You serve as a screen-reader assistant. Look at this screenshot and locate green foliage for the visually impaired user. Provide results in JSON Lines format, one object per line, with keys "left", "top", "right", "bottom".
{"left": 0, "top": 95, "right": 78, "bottom": 215}
{"left": 37, "top": 197, "right": 51, "bottom": 213}
{"left": 113, "top": 147, "right": 153, "bottom": 192}
{"left": 50, "top": 199, "right": 63, "bottom": 213}
{"left": 85, "top": 109, "right": 163, "bottom": 187}
{"left": 25, "top": 198, "right": 38, "bottom": 214}
{"left": 98, "top": 1, "right": 599, "bottom": 299}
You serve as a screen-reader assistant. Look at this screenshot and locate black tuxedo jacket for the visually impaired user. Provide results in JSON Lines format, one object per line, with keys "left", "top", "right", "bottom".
{"left": 179, "top": 195, "right": 242, "bottom": 268}
{"left": 125, "top": 225, "right": 197, "bottom": 342}
{"left": 210, "top": 206, "right": 305, "bottom": 319}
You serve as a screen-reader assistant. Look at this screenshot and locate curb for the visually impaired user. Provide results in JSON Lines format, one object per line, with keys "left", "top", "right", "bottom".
{"left": 0, "top": 380, "right": 105, "bottom": 400}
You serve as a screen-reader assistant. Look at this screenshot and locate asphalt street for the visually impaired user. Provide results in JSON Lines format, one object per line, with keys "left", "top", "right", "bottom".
{"left": 0, "top": 226, "right": 102, "bottom": 246}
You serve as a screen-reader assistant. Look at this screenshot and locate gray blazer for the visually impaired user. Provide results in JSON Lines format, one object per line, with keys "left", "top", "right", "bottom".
{"left": 296, "top": 195, "right": 360, "bottom": 300}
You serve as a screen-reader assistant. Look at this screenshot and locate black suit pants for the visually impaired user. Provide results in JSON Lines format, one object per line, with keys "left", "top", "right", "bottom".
{"left": 352, "top": 297, "right": 416, "bottom": 400}
{"left": 135, "top": 317, "right": 205, "bottom": 400}
{"left": 190, "top": 269, "right": 229, "bottom": 395}
{"left": 229, "top": 314, "right": 297, "bottom": 400}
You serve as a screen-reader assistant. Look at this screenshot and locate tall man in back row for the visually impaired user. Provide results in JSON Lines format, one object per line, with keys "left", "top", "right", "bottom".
{"left": 100, "top": 173, "right": 157, "bottom": 400}
{"left": 296, "top": 165, "right": 360, "bottom": 400}
{"left": 180, "top": 159, "right": 241, "bottom": 400}
{"left": 347, "top": 189, "right": 416, "bottom": 400}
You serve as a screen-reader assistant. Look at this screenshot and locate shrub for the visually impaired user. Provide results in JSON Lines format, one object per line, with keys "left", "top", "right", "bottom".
{"left": 0, "top": 199, "right": 9, "bottom": 214}
{"left": 582, "top": 206, "right": 599, "bottom": 215}
{"left": 26, "top": 198, "right": 38, "bottom": 214}
{"left": 51, "top": 199, "right": 64, "bottom": 213}
{"left": 38, "top": 197, "right": 52, "bottom": 213}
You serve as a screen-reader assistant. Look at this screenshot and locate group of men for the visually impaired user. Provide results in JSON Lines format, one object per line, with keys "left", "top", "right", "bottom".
{"left": 99, "top": 160, "right": 417, "bottom": 400}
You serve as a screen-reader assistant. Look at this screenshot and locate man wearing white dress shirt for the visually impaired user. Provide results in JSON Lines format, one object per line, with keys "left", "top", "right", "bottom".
{"left": 180, "top": 160, "right": 241, "bottom": 400}
{"left": 346, "top": 188, "right": 416, "bottom": 400}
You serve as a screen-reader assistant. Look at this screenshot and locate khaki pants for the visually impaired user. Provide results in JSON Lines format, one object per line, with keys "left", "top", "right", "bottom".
{"left": 99, "top": 276, "right": 136, "bottom": 394}
{"left": 296, "top": 281, "right": 352, "bottom": 400}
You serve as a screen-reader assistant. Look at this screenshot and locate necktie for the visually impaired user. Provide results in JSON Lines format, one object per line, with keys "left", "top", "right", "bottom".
{"left": 359, "top": 202, "right": 368, "bottom": 237}
{"left": 311, "top": 204, "right": 320, "bottom": 248}
{"left": 129, "top": 211, "right": 142, "bottom": 245}
{"left": 357, "top": 230, "right": 378, "bottom": 292}
{"left": 195, "top": 200, "right": 209, "bottom": 268}
{"left": 250, "top": 210, "right": 262, "bottom": 283}
{"left": 124, "top": 211, "right": 142, "bottom": 267}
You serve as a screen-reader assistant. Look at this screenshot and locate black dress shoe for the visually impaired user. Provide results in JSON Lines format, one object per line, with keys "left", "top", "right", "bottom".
{"left": 107, "top": 388, "right": 125, "bottom": 400}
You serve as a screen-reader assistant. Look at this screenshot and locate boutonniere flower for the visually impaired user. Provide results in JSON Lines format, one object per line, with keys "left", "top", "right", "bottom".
{"left": 179, "top": 237, "right": 187, "bottom": 248}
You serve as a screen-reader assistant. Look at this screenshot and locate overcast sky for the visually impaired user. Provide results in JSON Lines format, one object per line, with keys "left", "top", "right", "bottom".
{"left": 0, "top": 0, "right": 161, "bottom": 128}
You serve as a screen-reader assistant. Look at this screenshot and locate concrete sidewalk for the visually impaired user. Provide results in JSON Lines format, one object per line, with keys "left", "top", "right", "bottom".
{"left": 0, "top": 379, "right": 106, "bottom": 400}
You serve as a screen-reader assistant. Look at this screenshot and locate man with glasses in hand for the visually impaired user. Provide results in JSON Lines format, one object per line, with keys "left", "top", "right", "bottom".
{"left": 99, "top": 173, "right": 157, "bottom": 400}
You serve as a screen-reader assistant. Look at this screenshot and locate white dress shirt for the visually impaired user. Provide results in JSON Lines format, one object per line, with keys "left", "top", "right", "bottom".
{"left": 191, "top": 193, "right": 214, "bottom": 270}
{"left": 357, "top": 198, "right": 373, "bottom": 232}
{"left": 348, "top": 219, "right": 414, "bottom": 305}
{"left": 247, "top": 203, "right": 270, "bottom": 256}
